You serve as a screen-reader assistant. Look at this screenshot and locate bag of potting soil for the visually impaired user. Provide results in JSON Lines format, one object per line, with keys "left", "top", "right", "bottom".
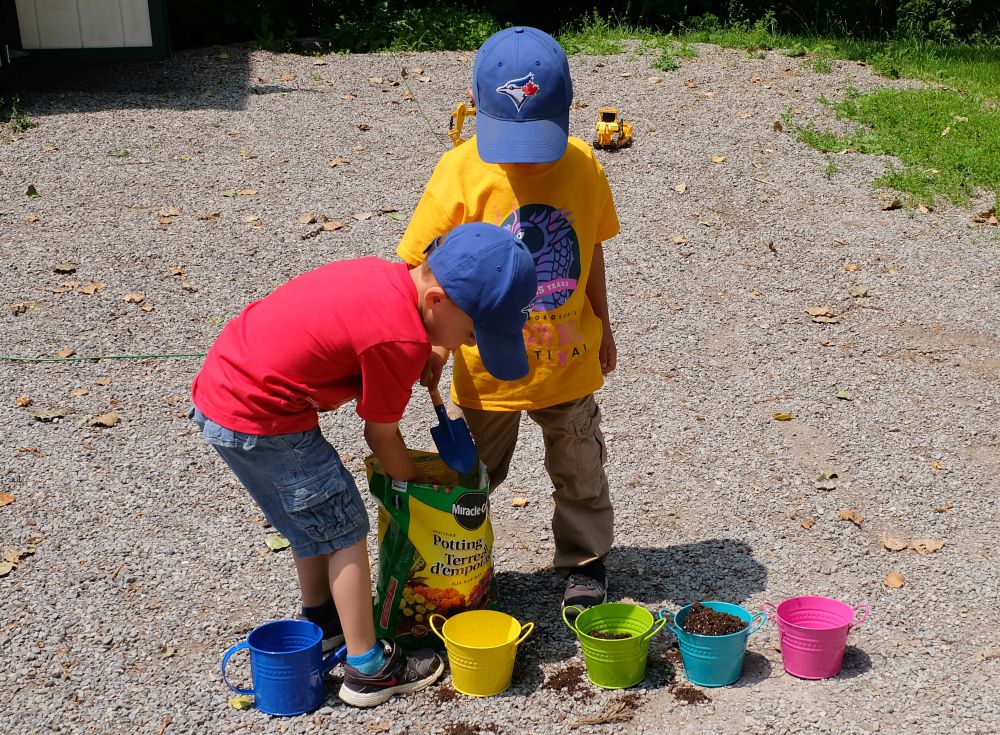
{"left": 366, "top": 450, "right": 498, "bottom": 649}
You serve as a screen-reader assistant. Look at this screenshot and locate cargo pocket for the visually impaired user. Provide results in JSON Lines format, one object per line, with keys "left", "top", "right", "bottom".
{"left": 570, "top": 398, "right": 608, "bottom": 478}
{"left": 275, "top": 465, "right": 355, "bottom": 543}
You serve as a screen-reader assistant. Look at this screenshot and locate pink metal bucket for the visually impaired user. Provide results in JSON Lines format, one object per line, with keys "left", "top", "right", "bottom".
{"left": 763, "top": 596, "right": 869, "bottom": 680}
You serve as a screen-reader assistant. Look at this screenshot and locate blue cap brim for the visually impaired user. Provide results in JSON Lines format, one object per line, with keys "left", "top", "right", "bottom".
{"left": 475, "top": 109, "right": 570, "bottom": 164}
{"left": 474, "top": 322, "right": 529, "bottom": 381}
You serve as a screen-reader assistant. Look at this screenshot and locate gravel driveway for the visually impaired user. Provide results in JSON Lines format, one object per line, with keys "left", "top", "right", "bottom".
{"left": 1, "top": 41, "right": 998, "bottom": 735}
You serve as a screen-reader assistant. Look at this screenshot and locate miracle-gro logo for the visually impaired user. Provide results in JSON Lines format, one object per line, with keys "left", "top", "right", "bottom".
{"left": 452, "top": 492, "right": 489, "bottom": 531}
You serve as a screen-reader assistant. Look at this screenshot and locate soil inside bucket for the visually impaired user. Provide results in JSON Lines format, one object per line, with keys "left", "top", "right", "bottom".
{"left": 588, "top": 629, "right": 634, "bottom": 640}
{"left": 682, "top": 603, "right": 746, "bottom": 636}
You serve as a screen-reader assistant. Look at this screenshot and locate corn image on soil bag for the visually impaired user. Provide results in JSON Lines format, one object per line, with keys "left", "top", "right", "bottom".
{"left": 366, "top": 450, "right": 498, "bottom": 649}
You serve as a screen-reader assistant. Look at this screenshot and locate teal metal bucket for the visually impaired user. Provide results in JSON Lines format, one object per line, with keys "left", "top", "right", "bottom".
{"left": 660, "top": 601, "right": 767, "bottom": 687}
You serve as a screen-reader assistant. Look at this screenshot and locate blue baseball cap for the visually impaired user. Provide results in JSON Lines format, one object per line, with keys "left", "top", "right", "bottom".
{"left": 473, "top": 26, "right": 573, "bottom": 164}
{"left": 426, "top": 222, "right": 537, "bottom": 381}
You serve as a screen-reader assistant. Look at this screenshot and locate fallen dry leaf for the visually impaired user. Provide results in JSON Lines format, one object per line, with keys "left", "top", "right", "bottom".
{"left": 330, "top": 156, "right": 350, "bottom": 168}
{"left": 883, "top": 534, "right": 909, "bottom": 552}
{"left": 917, "top": 204, "right": 932, "bottom": 214}
{"left": 159, "top": 644, "right": 177, "bottom": 658}
{"left": 849, "top": 286, "right": 869, "bottom": 298}
{"left": 180, "top": 281, "right": 198, "bottom": 292}
{"left": 512, "top": 497, "right": 529, "bottom": 508}
{"left": 298, "top": 212, "right": 317, "bottom": 225}
{"left": 96, "top": 377, "right": 111, "bottom": 386}
{"left": 312, "top": 58, "right": 327, "bottom": 66}
{"left": 197, "top": 212, "right": 221, "bottom": 221}
{"left": 710, "top": 155, "right": 727, "bottom": 163}
{"left": 369, "top": 76, "right": 383, "bottom": 84}
{"left": 122, "top": 293, "right": 145, "bottom": 304}
{"left": 15, "top": 394, "right": 33, "bottom": 408}
{"left": 910, "top": 539, "right": 944, "bottom": 554}
{"left": 772, "top": 412, "right": 793, "bottom": 421}
{"left": 280, "top": 73, "right": 295, "bottom": 82}
{"left": 53, "top": 262, "right": 78, "bottom": 274}
{"left": 42, "top": 145, "right": 58, "bottom": 153}
{"left": 25, "top": 214, "right": 39, "bottom": 223}
{"left": 72, "top": 388, "right": 90, "bottom": 397}
{"left": 79, "top": 282, "right": 107, "bottom": 295}
{"left": 806, "top": 306, "right": 831, "bottom": 317}
{"left": 884, "top": 571, "right": 904, "bottom": 588}
{"left": 352, "top": 144, "right": 366, "bottom": 152}
{"left": 837, "top": 509, "right": 863, "bottom": 527}
{"left": 933, "top": 502, "right": 954, "bottom": 513}
{"left": 157, "top": 207, "right": 181, "bottom": 218}
{"left": 0, "top": 492, "right": 14, "bottom": 507}
{"left": 801, "top": 518, "right": 815, "bottom": 529}
{"left": 241, "top": 215, "right": 260, "bottom": 224}
{"left": 353, "top": 212, "right": 373, "bottom": 221}
{"left": 881, "top": 199, "right": 902, "bottom": 211}
{"left": 170, "top": 266, "right": 187, "bottom": 278}
{"left": 975, "top": 648, "right": 1000, "bottom": 662}
{"left": 674, "top": 182, "right": 688, "bottom": 193}
{"left": 238, "top": 188, "right": 258, "bottom": 197}
{"left": 812, "top": 315, "right": 840, "bottom": 324}
{"left": 90, "top": 412, "right": 119, "bottom": 428}
{"left": 772, "top": 120, "right": 783, "bottom": 132}
{"left": 844, "top": 263, "right": 862, "bottom": 271}
{"left": 356, "top": 123, "right": 370, "bottom": 131}
{"left": 0, "top": 561, "right": 14, "bottom": 577}
{"left": 322, "top": 219, "right": 345, "bottom": 232}
{"left": 56, "top": 348, "right": 76, "bottom": 359}
{"left": 672, "top": 234, "right": 687, "bottom": 245}
{"left": 341, "top": 92, "right": 356, "bottom": 100}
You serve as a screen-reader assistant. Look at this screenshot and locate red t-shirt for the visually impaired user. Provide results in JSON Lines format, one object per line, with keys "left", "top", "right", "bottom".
{"left": 192, "top": 258, "right": 430, "bottom": 435}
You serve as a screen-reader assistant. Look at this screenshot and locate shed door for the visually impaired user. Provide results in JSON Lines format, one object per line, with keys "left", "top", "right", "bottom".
{"left": 16, "top": 0, "right": 153, "bottom": 49}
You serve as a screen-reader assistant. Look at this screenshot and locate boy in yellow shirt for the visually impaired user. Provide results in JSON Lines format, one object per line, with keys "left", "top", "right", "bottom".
{"left": 398, "top": 26, "right": 620, "bottom": 610}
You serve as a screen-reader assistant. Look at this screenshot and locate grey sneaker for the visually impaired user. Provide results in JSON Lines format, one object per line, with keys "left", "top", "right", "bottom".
{"left": 562, "top": 561, "right": 608, "bottom": 610}
{"left": 339, "top": 639, "right": 444, "bottom": 708}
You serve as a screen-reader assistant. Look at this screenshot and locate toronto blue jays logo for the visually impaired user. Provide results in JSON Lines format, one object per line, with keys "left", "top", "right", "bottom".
{"left": 495, "top": 73, "right": 540, "bottom": 111}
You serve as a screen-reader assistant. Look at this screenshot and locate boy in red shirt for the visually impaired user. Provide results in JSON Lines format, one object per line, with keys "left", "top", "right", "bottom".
{"left": 191, "top": 222, "right": 536, "bottom": 707}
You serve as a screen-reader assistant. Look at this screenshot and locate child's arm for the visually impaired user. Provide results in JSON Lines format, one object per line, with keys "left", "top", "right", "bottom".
{"left": 585, "top": 242, "right": 617, "bottom": 375}
{"left": 364, "top": 421, "right": 428, "bottom": 482}
{"left": 420, "top": 346, "right": 450, "bottom": 390}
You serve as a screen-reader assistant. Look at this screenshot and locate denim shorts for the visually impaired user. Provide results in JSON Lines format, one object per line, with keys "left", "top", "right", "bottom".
{"left": 190, "top": 406, "right": 370, "bottom": 558}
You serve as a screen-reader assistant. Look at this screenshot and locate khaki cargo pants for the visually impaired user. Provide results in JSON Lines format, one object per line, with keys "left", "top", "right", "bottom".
{"left": 459, "top": 394, "right": 613, "bottom": 576}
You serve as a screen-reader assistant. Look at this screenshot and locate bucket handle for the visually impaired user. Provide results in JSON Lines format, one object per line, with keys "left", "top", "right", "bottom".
{"left": 322, "top": 644, "right": 348, "bottom": 676}
{"left": 221, "top": 641, "right": 254, "bottom": 696}
{"left": 514, "top": 622, "right": 535, "bottom": 646}
{"left": 428, "top": 613, "right": 447, "bottom": 643}
{"left": 747, "top": 609, "right": 768, "bottom": 636}
{"left": 657, "top": 610, "right": 683, "bottom": 639}
{"left": 561, "top": 606, "right": 585, "bottom": 634}
{"left": 642, "top": 616, "right": 667, "bottom": 642}
{"left": 850, "top": 603, "right": 870, "bottom": 628}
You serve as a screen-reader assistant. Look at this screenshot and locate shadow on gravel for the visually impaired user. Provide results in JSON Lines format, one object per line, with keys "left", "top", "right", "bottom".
{"left": 494, "top": 538, "right": 768, "bottom": 681}
{"left": 1, "top": 45, "right": 256, "bottom": 115}
{"left": 834, "top": 645, "right": 873, "bottom": 679}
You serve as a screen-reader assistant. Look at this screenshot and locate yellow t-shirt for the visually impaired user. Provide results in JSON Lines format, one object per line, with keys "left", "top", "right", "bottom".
{"left": 398, "top": 136, "right": 620, "bottom": 411}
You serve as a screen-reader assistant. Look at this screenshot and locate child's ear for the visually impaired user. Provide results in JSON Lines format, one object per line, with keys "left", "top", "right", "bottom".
{"left": 423, "top": 285, "right": 448, "bottom": 310}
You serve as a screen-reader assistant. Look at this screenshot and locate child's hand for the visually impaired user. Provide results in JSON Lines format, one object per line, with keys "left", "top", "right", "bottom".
{"left": 420, "top": 345, "right": 450, "bottom": 389}
{"left": 599, "top": 328, "right": 617, "bottom": 375}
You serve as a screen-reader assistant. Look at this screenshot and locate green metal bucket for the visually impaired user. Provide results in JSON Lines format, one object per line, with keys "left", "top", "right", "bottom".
{"left": 563, "top": 603, "right": 666, "bottom": 689}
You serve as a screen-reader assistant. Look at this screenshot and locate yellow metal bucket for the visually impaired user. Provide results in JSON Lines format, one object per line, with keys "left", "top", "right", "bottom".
{"left": 430, "top": 610, "right": 533, "bottom": 697}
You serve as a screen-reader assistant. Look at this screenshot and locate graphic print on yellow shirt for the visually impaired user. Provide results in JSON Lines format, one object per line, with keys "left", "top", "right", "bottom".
{"left": 397, "top": 136, "right": 620, "bottom": 412}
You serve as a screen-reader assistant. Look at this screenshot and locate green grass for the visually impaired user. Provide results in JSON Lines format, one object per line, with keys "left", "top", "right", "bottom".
{"left": 794, "top": 87, "right": 1000, "bottom": 205}
{"left": 1, "top": 96, "right": 38, "bottom": 141}
{"left": 557, "top": 11, "right": 1000, "bottom": 207}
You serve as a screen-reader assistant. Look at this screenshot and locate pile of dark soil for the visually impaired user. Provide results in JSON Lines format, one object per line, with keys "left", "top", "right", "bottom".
{"left": 588, "top": 629, "right": 633, "bottom": 639}
{"left": 681, "top": 603, "right": 746, "bottom": 636}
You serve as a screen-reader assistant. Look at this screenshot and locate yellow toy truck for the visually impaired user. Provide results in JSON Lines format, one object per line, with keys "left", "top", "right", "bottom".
{"left": 593, "top": 107, "right": 633, "bottom": 149}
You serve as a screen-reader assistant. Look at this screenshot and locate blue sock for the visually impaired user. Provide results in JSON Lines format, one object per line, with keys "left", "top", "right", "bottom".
{"left": 347, "top": 643, "right": 386, "bottom": 675}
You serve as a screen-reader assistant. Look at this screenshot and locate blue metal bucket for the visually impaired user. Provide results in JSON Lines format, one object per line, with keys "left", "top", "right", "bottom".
{"left": 660, "top": 601, "right": 766, "bottom": 687}
{"left": 221, "top": 619, "right": 346, "bottom": 715}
